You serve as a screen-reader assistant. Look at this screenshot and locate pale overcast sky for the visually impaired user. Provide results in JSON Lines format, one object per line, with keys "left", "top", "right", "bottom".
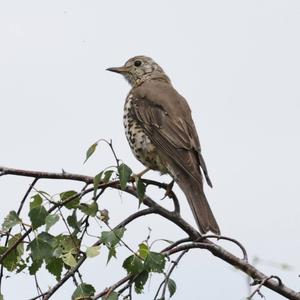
{"left": 0, "top": 1, "right": 300, "bottom": 299}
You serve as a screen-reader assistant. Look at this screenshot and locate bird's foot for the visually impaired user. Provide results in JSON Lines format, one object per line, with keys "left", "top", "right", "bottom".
{"left": 131, "top": 167, "right": 150, "bottom": 187}
{"left": 161, "top": 180, "right": 174, "bottom": 200}
{"left": 134, "top": 167, "right": 150, "bottom": 179}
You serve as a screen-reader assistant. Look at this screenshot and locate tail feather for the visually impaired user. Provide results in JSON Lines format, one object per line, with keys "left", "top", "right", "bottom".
{"left": 176, "top": 178, "right": 220, "bottom": 235}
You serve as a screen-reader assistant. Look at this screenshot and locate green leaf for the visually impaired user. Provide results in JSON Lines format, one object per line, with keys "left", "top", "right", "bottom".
{"left": 118, "top": 163, "right": 132, "bottom": 190}
{"left": 103, "top": 170, "right": 114, "bottom": 183}
{"left": 93, "top": 170, "right": 115, "bottom": 197}
{"left": 16, "top": 259, "right": 27, "bottom": 273}
{"left": 0, "top": 234, "right": 24, "bottom": 272}
{"left": 28, "top": 205, "right": 49, "bottom": 230}
{"left": 28, "top": 259, "right": 43, "bottom": 275}
{"left": 27, "top": 232, "right": 54, "bottom": 261}
{"left": 136, "top": 178, "right": 146, "bottom": 204}
{"left": 46, "top": 257, "right": 63, "bottom": 281}
{"left": 30, "top": 194, "right": 43, "bottom": 209}
{"left": 57, "top": 235, "right": 80, "bottom": 254}
{"left": 134, "top": 271, "right": 149, "bottom": 294}
{"left": 102, "top": 291, "right": 118, "bottom": 300}
{"left": 138, "top": 243, "right": 149, "bottom": 260}
{"left": 78, "top": 201, "right": 98, "bottom": 217}
{"left": 101, "top": 228, "right": 125, "bottom": 264}
{"left": 60, "top": 190, "right": 80, "bottom": 209}
{"left": 93, "top": 172, "right": 102, "bottom": 198}
{"left": 122, "top": 255, "right": 144, "bottom": 275}
{"left": 45, "top": 214, "right": 59, "bottom": 232}
{"left": 86, "top": 246, "right": 100, "bottom": 258}
{"left": 144, "top": 252, "right": 166, "bottom": 273}
{"left": 72, "top": 283, "right": 95, "bottom": 300}
{"left": 61, "top": 251, "right": 77, "bottom": 267}
{"left": 107, "top": 247, "right": 116, "bottom": 264}
{"left": 67, "top": 210, "right": 81, "bottom": 232}
{"left": 100, "top": 227, "right": 125, "bottom": 248}
{"left": 167, "top": 278, "right": 177, "bottom": 298}
{"left": 84, "top": 142, "right": 98, "bottom": 164}
{"left": 0, "top": 292, "right": 4, "bottom": 300}
{"left": 1, "top": 211, "right": 22, "bottom": 231}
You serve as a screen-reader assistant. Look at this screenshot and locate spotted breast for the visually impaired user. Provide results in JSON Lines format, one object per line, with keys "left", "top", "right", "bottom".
{"left": 123, "top": 94, "right": 168, "bottom": 173}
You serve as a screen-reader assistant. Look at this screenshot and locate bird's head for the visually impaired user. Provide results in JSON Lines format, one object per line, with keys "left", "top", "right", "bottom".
{"left": 107, "top": 55, "right": 171, "bottom": 87}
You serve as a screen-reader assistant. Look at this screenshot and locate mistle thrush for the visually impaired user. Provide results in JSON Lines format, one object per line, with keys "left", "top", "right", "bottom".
{"left": 107, "top": 56, "right": 220, "bottom": 235}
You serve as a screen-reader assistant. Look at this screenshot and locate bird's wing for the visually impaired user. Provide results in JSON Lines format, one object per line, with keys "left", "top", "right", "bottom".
{"left": 130, "top": 84, "right": 219, "bottom": 234}
{"left": 130, "top": 90, "right": 211, "bottom": 186}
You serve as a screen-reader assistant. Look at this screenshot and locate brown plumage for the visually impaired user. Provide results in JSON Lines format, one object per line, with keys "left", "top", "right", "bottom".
{"left": 107, "top": 56, "right": 220, "bottom": 235}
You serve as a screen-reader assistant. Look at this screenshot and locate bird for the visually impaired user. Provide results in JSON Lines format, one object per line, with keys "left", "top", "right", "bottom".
{"left": 107, "top": 55, "right": 220, "bottom": 235}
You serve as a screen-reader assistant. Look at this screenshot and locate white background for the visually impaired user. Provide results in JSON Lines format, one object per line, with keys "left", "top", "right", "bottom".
{"left": 0, "top": 1, "right": 299, "bottom": 299}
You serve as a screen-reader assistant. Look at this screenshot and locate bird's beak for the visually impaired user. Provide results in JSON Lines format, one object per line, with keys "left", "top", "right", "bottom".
{"left": 106, "top": 66, "right": 129, "bottom": 74}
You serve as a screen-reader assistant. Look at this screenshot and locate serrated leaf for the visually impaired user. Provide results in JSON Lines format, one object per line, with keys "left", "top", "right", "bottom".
{"left": 60, "top": 190, "right": 80, "bottom": 209}
{"left": 134, "top": 271, "right": 149, "bottom": 294}
{"left": 78, "top": 201, "right": 98, "bottom": 217}
{"left": 136, "top": 178, "right": 146, "bottom": 204}
{"left": 29, "top": 258, "right": 43, "bottom": 275}
{"left": 27, "top": 232, "right": 54, "bottom": 261}
{"left": 84, "top": 142, "right": 98, "bottom": 164}
{"left": 144, "top": 252, "right": 166, "bottom": 273}
{"left": 30, "top": 194, "right": 43, "bottom": 209}
{"left": 72, "top": 283, "right": 95, "bottom": 300}
{"left": 122, "top": 255, "right": 144, "bottom": 275}
{"left": 45, "top": 214, "right": 59, "bottom": 232}
{"left": 101, "top": 227, "right": 125, "bottom": 248}
{"left": 61, "top": 251, "right": 77, "bottom": 267}
{"left": 58, "top": 235, "right": 80, "bottom": 254}
{"left": 0, "top": 234, "right": 23, "bottom": 272}
{"left": 45, "top": 257, "right": 63, "bottom": 281}
{"left": 138, "top": 243, "right": 149, "bottom": 260}
{"left": 67, "top": 210, "right": 81, "bottom": 232}
{"left": 102, "top": 291, "right": 118, "bottom": 300}
{"left": 16, "top": 259, "right": 27, "bottom": 273}
{"left": 107, "top": 247, "right": 116, "bottom": 264}
{"left": 1, "top": 211, "right": 22, "bottom": 231}
{"left": 28, "top": 205, "right": 49, "bottom": 230}
{"left": 118, "top": 163, "right": 132, "bottom": 190}
{"left": 167, "top": 278, "right": 176, "bottom": 297}
{"left": 86, "top": 246, "right": 100, "bottom": 258}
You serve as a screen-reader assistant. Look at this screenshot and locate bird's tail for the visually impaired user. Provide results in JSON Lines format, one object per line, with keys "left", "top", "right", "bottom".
{"left": 176, "top": 178, "right": 220, "bottom": 235}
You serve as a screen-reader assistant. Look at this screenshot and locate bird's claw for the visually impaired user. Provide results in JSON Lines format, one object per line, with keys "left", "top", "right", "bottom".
{"left": 161, "top": 180, "right": 174, "bottom": 200}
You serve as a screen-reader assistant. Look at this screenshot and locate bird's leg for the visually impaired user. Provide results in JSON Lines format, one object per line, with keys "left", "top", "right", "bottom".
{"left": 134, "top": 167, "right": 150, "bottom": 178}
{"left": 131, "top": 167, "right": 150, "bottom": 187}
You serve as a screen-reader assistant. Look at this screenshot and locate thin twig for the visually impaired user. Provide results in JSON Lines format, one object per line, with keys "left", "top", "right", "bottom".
{"left": 154, "top": 250, "right": 188, "bottom": 299}
{"left": 0, "top": 178, "right": 38, "bottom": 291}
{"left": 162, "top": 250, "right": 188, "bottom": 298}
{"left": 95, "top": 139, "right": 120, "bottom": 168}
{"left": 27, "top": 292, "right": 48, "bottom": 300}
{"left": 161, "top": 237, "right": 191, "bottom": 253}
{"left": 247, "top": 275, "right": 282, "bottom": 299}
{"left": 105, "top": 223, "right": 140, "bottom": 258}
{"left": 198, "top": 234, "right": 248, "bottom": 261}
{"left": 91, "top": 275, "right": 131, "bottom": 299}
{"left": 41, "top": 208, "right": 156, "bottom": 299}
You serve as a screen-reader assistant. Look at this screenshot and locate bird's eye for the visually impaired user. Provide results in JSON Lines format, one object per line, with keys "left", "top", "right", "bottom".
{"left": 134, "top": 60, "right": 142, "bottom": 67}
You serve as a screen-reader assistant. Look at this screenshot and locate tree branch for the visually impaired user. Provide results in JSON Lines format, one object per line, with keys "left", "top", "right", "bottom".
{"left": 1, "top": 166, "right": 299, "bottom": 300}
